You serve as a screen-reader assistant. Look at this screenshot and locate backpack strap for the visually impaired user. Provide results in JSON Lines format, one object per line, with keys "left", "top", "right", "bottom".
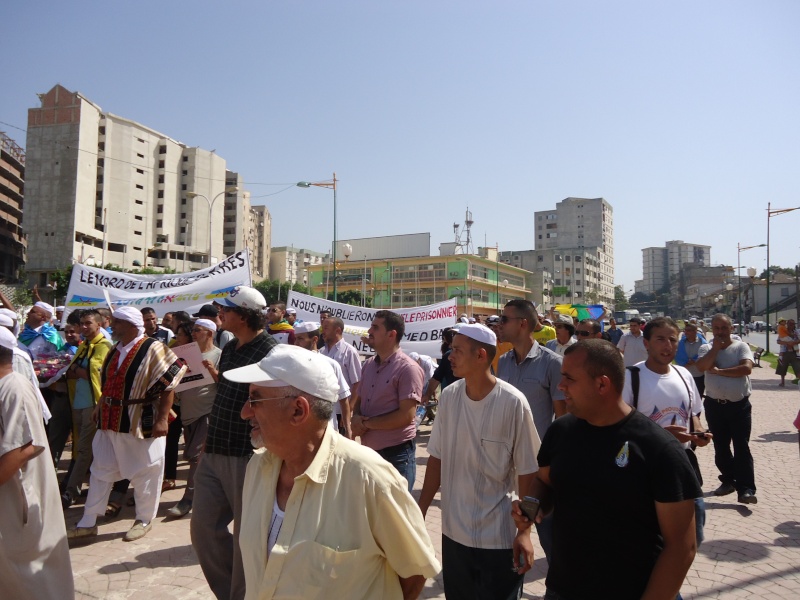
{"left": 626, "top": 366, "right": 640, "bottom": 409}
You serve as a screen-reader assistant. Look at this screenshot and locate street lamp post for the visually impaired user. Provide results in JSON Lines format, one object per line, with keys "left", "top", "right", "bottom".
{"left": 186, "top": 186, "right": 239, "bottom": 268}
{"left": 297, "top": 173, "right": 338, "bottom": 301}
{"left": 737, "top": 243, "right": 766, "bottom": 325}
{"left": 766, "top": 203, "right": 800, "bottom": 353}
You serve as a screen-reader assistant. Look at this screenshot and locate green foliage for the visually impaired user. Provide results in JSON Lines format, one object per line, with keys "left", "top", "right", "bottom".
{"left": 330, "top": 290, "right": 371, "bottom": 307}
{"left": 12, "top": 287, "right": 32, "bottom": 307}
{"left": 614, "top": 285, "right": 629, "bottom": 310}
{"left": 253, "top": 279, "right": 311, "bottom": 306}
{"left": 759, "top": 265, "right": 797, "bottom": 279}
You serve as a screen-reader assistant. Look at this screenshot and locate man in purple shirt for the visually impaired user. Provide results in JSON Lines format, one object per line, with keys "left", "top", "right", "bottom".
{"left": 352, "top": 310, "right": 424, "bottom": 491}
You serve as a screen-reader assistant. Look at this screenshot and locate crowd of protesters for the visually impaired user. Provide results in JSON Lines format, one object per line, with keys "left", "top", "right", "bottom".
{"left": 0, "top": 284, "right": 777, "bottom": 599}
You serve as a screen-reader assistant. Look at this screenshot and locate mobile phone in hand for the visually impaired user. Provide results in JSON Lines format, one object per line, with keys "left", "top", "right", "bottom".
{"left": 519, "top": 496, "right": 541, "bottom": 521}
{"left": 694, "top": 431, "right": 709, "bottom": 439}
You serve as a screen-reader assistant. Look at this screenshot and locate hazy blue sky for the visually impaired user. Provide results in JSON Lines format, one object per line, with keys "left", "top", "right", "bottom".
{"left": 3, "top": 1, "right": 799, "bottom": 291}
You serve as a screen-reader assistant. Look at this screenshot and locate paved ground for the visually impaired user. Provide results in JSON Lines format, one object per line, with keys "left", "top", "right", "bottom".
{"left": 65, "top": 365, "right": 800, "bottom": 599}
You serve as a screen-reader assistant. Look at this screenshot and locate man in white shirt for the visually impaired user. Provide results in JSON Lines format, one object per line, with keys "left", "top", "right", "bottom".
{"left": 617, "top": 316, "right": 648, "bottom": 367}
{"left": 622, "top": 317, "right": 712, "bottom": 547}
{"left": 418, "top": 324, "right": 540, "bottom": 599}
{"left": 320, "top": 317, "right": 361, "bottom": 438}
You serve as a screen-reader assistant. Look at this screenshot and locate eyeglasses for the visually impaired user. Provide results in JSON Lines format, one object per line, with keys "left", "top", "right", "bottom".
{"left": 247, "top": 393, "right": 298, "bottom": 408}
{"left": 576, "top": 330, "right": 592, "bottom": 337}
{"left": 499, "top": 315, "right": 525, "bottom": 324}
{"left": 268, "top": 308, "right": 281, "bottom": 313}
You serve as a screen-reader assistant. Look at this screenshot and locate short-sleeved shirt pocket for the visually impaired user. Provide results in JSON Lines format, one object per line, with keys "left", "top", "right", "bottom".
{"left": 480, "top": 438, "right": 512, "bottom": 482}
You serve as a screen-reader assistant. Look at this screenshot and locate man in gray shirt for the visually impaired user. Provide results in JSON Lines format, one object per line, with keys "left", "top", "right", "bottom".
{"left": 696, "top": 313, "right": 756, "bottom": 504}
{"left": 496, "top": 299, "right": 564, "bottom": 560}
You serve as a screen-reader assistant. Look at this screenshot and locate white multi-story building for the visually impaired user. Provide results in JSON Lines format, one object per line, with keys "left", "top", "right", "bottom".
{"left": 24, "top": 84, "right": 269, "bottom": 284}
{"left": 520, "top": 197, "right": 614, "bottom": 304}
{"left": 269, "top": 246, "right": 329, "bottom": 286}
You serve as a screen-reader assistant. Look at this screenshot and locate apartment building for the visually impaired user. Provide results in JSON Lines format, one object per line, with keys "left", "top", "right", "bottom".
{"left": 24, "top": 84, "right": 268, "bottom": 284}
{"left": 269, "top": 246, "right": 328, "bottom": 286}
{"left": 0, "top": 132, "right": 27, "bottom": 281}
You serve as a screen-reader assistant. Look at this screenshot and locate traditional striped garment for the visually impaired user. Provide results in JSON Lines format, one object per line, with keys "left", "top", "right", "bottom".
{"left": 99, "top": 336, "right": 186, "bottom": 439}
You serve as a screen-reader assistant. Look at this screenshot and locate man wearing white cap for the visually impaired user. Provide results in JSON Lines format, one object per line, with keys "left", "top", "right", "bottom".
{"left": 0, "top": 327, "right": 75, "bottom": 598}
{"left": 191, "top": 285, "right": 277, "bottom": 600}
{"left": 228, "top": 345, "right": 441, "bottom": 599}
{"left": 418, "top": 324, "right": 540, "bottom": 598}
{"left": 166, "top": 318, "right": 222, "bottom": 519}
{"left": 68, "top": 306, "right": 186, "bottom": 542}
{"left": 293, "top": 321, "right": 352, "bottom": 435}
{"left": 285, "top": 307, "right": 300, "bottom": 326}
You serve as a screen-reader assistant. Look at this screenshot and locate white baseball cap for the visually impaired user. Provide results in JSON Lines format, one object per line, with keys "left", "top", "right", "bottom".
{"left": 285, "top": 308, "right": 297, "bottom": 315}
{"left": 223, "top": 345, "right": 339, "bottom": 403}
{"left": 456, "top": 323, "right": 497, "bottom": 346}
{"left": 217, "top": 286, "right": 267, "bottom": 310}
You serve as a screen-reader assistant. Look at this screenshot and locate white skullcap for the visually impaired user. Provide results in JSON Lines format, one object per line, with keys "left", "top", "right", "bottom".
{"left": 34, "top": 301, "right": 54, "bottom": 316}
{"left": 0, "top": 327, "right": 18, "bottom": 350}
{"left": 408, "top": 351, "right": 420, "bottom": 361}
{"left": 0, "top": 309, "right": 17, "bottom": 321}
{"left": 0, "top": 314, "right": 13, "bottom": 328}
{"left": 294, "top": 321, "right": 320, "bottom": 334}
{"left": 114, "top": 306, "right": 144, "bottom": 328}
{"left": 456, "top": 323, "right": 497, "bottom": 346}
{"left": 56, "top": 306, "right": 65, "bottom": 312}
{"left": 194, "top": 318, "right": 217, "bottom": 333}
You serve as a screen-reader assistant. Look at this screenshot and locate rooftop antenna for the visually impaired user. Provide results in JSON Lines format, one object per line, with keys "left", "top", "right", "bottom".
{"left": 452, "top": 207, "right": 475, "bottom": 254}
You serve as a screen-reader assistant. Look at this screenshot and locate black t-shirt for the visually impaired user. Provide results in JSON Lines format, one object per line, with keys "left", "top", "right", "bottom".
{"left": 538, "top": 410, "right": 701, "bottom": 599}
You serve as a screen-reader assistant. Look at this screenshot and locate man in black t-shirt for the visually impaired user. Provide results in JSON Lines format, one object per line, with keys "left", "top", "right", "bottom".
{"left": 512, "top": 339, "right": 701, "bottom": 600}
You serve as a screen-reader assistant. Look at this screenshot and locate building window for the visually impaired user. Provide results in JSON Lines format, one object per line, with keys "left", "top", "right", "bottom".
{"left": 158, "top": 175, "right": 165, "bottom": 184}
{"left": 181, "top": 198, "right": 186, "bottom": 205}
{"left": 181, "top": 213, "right": 186, "bottom": 219}
{"left": 159, "top": 160, "right": 165, "bottom": 169}
{"left": 181, "top": 184, "right": 187, "bottom": 191}
{"left": 137, "top": 137, "right": 145, "bottom": 143}
{"left": 136, "top": 184, "right": 143, "bottom": 190}
{"left": 157, "top": 205, "right": 163, "bottom": 213}
{"left": 157, "top": 191, "right": 164, "bottom": 198}
{"left": 136, "top": 153, "right": 144, "bottom": 159}
{"left": 134, "top": 231, "right": 142, "bottom": 236}
{"left": 182, "top": 170, "right": 188, "bottom": 176}
{"left": 565, "top": 256, "right": 571, "bottom": 261}
{"left": 136, "top": 168, "right": 144, "bottom": 174}
{"left": 135, "top": 215, "right": 143, "bottom": 221}
{"left": 183, "top": 156, "right": 188, "bottom": 162}
{"left": 180, "top": 227, "right": 186, "bottom": 233}
{"left": 159, "top": 146, "right": 167, "bottom": 154}
{"left": 135, "top": 199, "right": 143, "bottom": 205}
{"left": 157, "top": 220, "right": 163, "bottom": 228}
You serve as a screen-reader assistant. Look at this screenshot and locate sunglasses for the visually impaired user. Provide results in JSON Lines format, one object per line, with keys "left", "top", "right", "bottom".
{"left": 499, "top": 315, "right": 524, "bottom": 324}
{"left": 576, "top": 330, "right": 592, "bottom": 337}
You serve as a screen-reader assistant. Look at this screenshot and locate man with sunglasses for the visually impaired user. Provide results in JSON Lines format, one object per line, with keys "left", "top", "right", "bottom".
{"left": 575, "top": 318, "right": 603, "bottom": 339}
{"left": 191, "top": 286, "right": 277, "bottom": 600}
{"left": 266, "top": 302, "right": 295, "bottom": 345}
{"left": 496, "top": 299, "right": 564, "bottom": 561}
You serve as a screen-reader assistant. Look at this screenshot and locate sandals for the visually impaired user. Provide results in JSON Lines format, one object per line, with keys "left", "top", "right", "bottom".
{"left": 162, "top": 479, "right": 176, "bottom": 492}
{"left": 105, "top": 502, "right": 122, "bottom": 519}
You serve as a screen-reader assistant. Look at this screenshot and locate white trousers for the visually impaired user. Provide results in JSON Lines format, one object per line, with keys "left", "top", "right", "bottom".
{"left": 77, "top": 430, "right": 166, "bottom": 528}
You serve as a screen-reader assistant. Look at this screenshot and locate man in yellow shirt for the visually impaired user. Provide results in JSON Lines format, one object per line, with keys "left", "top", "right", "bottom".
{"left": 226, "top": 345, "right": 441, "bottom": 600}
{"left": 531, "top": 313, "right": 556, "bottom": 345}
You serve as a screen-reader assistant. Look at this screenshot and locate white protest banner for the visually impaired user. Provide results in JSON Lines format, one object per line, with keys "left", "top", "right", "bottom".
{"left": 64, "top": 250, "right": 252, "bottom": 319}
{"left": 287, "top": 291, "right": 458, "bottom": 358}
{"left": 171, "top": 342, "right": 214, "bottom": 393}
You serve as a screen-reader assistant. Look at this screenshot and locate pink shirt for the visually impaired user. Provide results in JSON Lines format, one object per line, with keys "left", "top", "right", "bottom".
{"left": 359, "top": 349, "right": 423, "bottom": 451}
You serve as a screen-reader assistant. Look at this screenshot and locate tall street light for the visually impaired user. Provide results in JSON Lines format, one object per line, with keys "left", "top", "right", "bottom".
{"left": 297, "top": 173, "right": 338, "bottom": 300}
{"left": 766, "top": 203, "right": 800, "bottom": 353}
{"left": 186, "top": 186, "right": 239, "bottom": 268}
{"left": 737, "top": 243, "right": 765, "bottom": 327}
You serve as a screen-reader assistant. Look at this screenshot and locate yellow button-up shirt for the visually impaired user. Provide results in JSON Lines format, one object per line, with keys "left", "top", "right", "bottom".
{"left": 240, "top": 428, "right": 441, "bottom": 600}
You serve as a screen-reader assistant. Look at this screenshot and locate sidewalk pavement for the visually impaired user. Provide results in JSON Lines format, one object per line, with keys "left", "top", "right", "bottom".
{"left": 66, "top": 365, "right": 800, "bottom": 599}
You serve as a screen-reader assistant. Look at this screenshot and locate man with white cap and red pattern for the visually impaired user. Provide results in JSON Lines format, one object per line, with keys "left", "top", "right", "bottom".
{"left": 418, "top": 323, "right": 540, "bottom": 599}
{"left": 67, "top": 306, "right": 186, "bottom": 543}
{"left": 229, "top": 344, "right": 440, "bottom": 600}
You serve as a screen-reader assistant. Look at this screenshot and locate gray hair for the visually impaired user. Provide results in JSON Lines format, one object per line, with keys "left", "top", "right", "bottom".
{"left": 282, "top": 385, "right": 334, "bottom": 422}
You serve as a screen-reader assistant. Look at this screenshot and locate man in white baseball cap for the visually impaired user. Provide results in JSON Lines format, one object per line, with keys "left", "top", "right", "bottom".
{"left": 227, "top": 345, "right": 440, "bottom": 599}
{"left": 418, "top": 323, "right": 540, "bottom": 598}
{"left": 191, "top": 284, "right": 278, "bottom": 599}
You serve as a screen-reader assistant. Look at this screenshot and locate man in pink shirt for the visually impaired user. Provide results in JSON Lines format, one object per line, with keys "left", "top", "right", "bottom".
{"left": 352, "top": 310, "right": 424, "bottom": 491}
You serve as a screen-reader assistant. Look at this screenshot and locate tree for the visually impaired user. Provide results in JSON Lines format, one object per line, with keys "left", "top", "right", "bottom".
{"left": 253, "top": 279, "right": 310, "bottom": 307}
{"left": 614, "top": 285, "right": 629, "bottom": 310}
{"left": 330, "top": 290, "right": 371, "bottom": 307}
{"left": 759, "top": 265, "right": 796, "bottom": 280}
